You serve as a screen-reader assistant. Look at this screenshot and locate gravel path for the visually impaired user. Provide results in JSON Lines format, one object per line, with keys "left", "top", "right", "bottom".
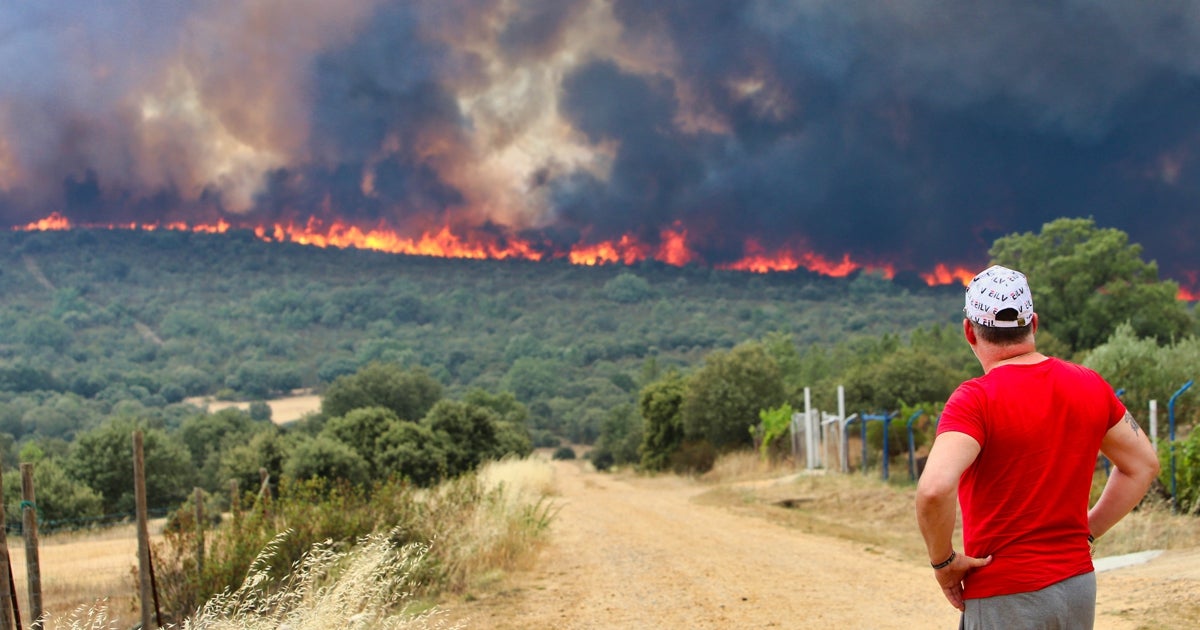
{"left": 446, "top": 460, "right": 1200, "bottom": 629}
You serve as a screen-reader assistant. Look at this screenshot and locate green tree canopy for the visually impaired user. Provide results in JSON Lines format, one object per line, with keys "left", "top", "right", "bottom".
{"left": 4, "top": 456, "right": 103, "bottom": 530}
{"left": 989, "top": 217, "right": 1192, "bottom": 352}
{"left": 376, "top": 421, "right": 447, "bottom": 486}
{"left": 65, "top": 420, "right": 194, "bottom": 514}
{"left": 321, "top": 406, "right": 401, "bottom": 476}
{"left": 1083, "top": 324, "right": 1200, "bottom": 434}
{"left": 424, "top": 400, "right": 503, "bottom": 476}
{"left": 843, "top": 347, "right": 964, "bottom": 413}
{"left": 217, "top": 429, "right": 288, "bottom": 497}
{"left": 320, "top": 363, "right": 443, "bottom": 421}
{"left": 282, "top": 435, "right": 370, "bottom": 487}
{"left": 680, "top": 341, "right": 785, "bottom": 450}
{"left": 637, "top": 371, "right": 686, "bottom": 472}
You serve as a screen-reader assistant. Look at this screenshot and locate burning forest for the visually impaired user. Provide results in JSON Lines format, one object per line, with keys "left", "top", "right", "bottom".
{"left": 1, "top": 1, "right": 1199, "bottom": 298}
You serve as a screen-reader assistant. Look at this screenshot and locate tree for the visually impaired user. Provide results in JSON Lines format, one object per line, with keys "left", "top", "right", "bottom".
{"left": 375, "top": 421, "right": 447, "bottom": 486}
{"left": 178, "top": 408, "right": 259, "bottom": 468}
{"left": 603, "top": 272, "right": 655, "bottom": 303}
{"left": 321, "top": 363, "right": 443, "bottom": 421}
{"left": 989, "top": 218, "right": 1192, "bottom": 352}
{"left": 1084, "top": 324, "right": 1200, "bottom": 439}
{"left": 4, "top": 456, "right": 103, "bottom": 530}
{"left": 282, "top": 435, "right": 370, "bottom": 487}
{"left": 680, "top": 342, "right": 786, "bottom": 450}
{"left": 843, "top": 347, "right": 963, "bottom": 413}
{"left": 217, "top": 429, "right": 288, "bottom": 497}
{"left": 65, "top": 419, "right": 194, "bottom": 514}
{"left": 501, "top": 357, "right": 567, "bottom": 402}
{"left": 321, "top": 406, "right": 401, "bottom": 475}
{"left": 638, "top": 371, "right": 686, "bottom": 471}
{"left": 424, "top": 400, "right": 502, "bottom": 476}
{"left": 589, "top": 404, "right": 642, "bottom": 470}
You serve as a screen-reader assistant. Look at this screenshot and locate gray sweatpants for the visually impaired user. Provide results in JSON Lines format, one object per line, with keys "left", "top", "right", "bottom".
{"left": 960, "top": 572, "right": 1096, "bottom": 630}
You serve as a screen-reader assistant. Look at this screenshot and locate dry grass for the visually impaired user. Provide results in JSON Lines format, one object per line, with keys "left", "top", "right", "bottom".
{"left": 183, "top": 391, "right": 321, "bottom": 425}
{"left": 430, "top": 457, "right": 559, "bottom": 593}
{"left": 176, "top": 531, "right": 459, "bottom": 630}
{"left": 43, "top": 532, "right": 461, "bottom": 630}
{"left": 18, "top": 457, "right": 558, "bottom": 629}
{"left": 6, "top": 521, "right": 168, "bottom": 629}
{"left": 698, "top": 451, "right": 1200, "bottom": 565}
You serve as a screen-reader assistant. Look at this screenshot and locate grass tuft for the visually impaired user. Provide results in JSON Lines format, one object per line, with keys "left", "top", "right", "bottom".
{"left": 177, "top": 530, "right": 459, "bottom": 629}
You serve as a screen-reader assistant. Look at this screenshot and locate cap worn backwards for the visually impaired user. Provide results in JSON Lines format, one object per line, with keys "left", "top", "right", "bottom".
{"left": 964, "top": 265, "right": 1035, "bottom": 328}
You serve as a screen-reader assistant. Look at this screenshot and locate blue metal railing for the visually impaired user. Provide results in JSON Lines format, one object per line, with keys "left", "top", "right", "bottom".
{"left": 1168, "top": 380, "right": 1194, "bottom": 512}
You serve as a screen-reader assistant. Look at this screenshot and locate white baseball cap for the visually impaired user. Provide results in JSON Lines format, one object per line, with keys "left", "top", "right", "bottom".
{"left": 964, "top": 265, "right": 1035, "bottom": 328}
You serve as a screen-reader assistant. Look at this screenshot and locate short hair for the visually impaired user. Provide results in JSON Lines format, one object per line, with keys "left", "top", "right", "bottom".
{"left": 971, "top": 307, "right": 1034, "bottom": 346}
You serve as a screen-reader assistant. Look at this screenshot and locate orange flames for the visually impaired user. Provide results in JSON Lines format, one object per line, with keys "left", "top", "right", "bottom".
{"left": 568, "top": 224, "right": 697, "bottom": 267}
{"left": 256, "top": 217, "right": 545, "bottom": 261}
{"left": 1179, "top": 272, "right": 1199, "bottom": 302}
{"left": 717, "top": 239, "right": 895, "bottom": 278}
{"left": 20, "top": 212, "right": 72, "bottom": 231}
{"left": 920, "top": 263, "right": 975, "bottom": 287}
{"left": 12, "top": 212, "right": 1196, "bottom": 296}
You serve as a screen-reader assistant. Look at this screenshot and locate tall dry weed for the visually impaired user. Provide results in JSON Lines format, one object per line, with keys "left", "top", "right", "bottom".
{"left": 701, "top": 449, "right": 792, "bottom": 484}
{"left": 430, "top": 457, "right": 558, "bottom": 591}
{"left": 176, "top": 530, "right": 459, "bottom": 630}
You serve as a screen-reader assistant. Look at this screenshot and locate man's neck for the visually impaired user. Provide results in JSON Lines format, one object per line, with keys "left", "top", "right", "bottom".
{"left": 977, "top": 342, "right": 1044, "bottom": 374}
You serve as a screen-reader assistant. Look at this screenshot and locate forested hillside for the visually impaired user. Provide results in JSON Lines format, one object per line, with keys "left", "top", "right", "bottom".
{"left": 0, "top": 228, "right": 961, "bottom": 450}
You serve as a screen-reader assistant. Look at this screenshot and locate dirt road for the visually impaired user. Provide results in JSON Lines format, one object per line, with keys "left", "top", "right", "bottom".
{"left": 447, "top": 460, "right": 1200, "bottom": 629}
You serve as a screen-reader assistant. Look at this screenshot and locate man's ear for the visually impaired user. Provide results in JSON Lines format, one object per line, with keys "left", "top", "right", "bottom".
{"left": 962, "top": 318, "right": 977, "bottom": 345}
{"left": 1030, "top": 313, "right": 1039, "bottom": 335}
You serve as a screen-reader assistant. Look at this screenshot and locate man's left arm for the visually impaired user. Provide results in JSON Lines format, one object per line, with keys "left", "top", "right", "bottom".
{"left": 916, "top": 431, "right": 991, "bottom": 611}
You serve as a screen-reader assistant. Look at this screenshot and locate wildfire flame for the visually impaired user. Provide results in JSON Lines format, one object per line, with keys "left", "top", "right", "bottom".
{"left": 1179, "top": 272, "right": 1199, "bottom": 302}
{"left": 11, "top": 212, "right": 1197, "bottom": 297}
{"left": 920, "top": 263, "right": 975, "bottom": 287}
{"left": 717, "top": 239, "right": 895, "bottom": 278}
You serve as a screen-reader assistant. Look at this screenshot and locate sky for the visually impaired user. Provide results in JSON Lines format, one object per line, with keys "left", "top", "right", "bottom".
{"left": 1, "top": 1, "right": 1198, "bottom": 289}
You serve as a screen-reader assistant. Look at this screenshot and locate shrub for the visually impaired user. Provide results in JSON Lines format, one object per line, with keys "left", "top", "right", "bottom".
{"left": 552, "top": 446, "right": 576, "bottom": 460}
{"left": 1164, "top": 424, "right": 1200, "bottom": 514}
{"left": 603, "top": 273, "right": 654, "bottom": 303}
{"left": 152, "top": 458, "right": 557, "bottom": 622}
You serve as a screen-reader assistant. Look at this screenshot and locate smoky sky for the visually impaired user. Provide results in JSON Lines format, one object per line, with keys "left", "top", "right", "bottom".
{"left": 2, "top": 0, "right": 1200, "bottom": 282}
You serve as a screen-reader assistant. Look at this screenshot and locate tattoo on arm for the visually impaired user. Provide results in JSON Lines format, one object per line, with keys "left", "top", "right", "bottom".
{"left": 1123, "top": 410, "right": 1141, "bottom": 435}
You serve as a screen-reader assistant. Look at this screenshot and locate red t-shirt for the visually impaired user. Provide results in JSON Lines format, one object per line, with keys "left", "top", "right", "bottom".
{"left": 938, "top": 357, "right": 1125, "bottom": 599}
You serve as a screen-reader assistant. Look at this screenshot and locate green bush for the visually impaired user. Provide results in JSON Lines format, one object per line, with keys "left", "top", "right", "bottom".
{"left": 152, "top": 465, "right": 555, "bottom": 623}
{"left": 1164, "top": 425, "right": 1200, "bottom": 514}
{"left": 552, "top": 446, "right": 576, "bottom": 460}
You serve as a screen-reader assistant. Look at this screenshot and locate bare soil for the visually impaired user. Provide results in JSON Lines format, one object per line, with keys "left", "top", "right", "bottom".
{"left": 185, "top": 391, "right": 322, "bottom": 424}
{"left": 445, "top": 460, "right": 1200, "bottom": 629}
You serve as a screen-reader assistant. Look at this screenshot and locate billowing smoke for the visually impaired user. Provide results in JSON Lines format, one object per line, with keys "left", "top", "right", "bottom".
{"left": 3, "top": 0, "right": 1199, "bottom": 282}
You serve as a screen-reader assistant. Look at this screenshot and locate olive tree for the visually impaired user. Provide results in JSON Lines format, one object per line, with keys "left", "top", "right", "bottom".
{"left": 989, "top": 218, "right": 1192, "bottom": 352}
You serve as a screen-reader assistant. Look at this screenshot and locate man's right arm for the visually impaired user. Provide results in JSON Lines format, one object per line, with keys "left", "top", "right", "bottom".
{"left": 1088, "top": 410, "right": 1160, "bottom": 539}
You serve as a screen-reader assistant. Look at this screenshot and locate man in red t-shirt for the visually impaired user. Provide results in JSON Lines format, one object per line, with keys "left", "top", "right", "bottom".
{"left": 916, "top": 265, "right": 1160, "bottom": 629}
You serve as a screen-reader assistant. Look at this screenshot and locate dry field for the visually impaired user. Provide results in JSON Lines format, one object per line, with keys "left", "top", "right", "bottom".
{"left": 184, "top": 390, "right": 322, "bottom": 425}
{"left": 6, "top": 520, "right": 166, "bottom": 629}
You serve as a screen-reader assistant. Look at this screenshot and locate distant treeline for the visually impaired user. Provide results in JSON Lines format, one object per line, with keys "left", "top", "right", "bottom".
{"left": 0, "top": 226, "right": 961, "bottom": 449}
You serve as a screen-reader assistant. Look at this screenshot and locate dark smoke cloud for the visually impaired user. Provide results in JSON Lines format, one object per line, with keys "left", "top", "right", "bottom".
{"left": 2, "top": 0, "right": 1200, "bottom": 283}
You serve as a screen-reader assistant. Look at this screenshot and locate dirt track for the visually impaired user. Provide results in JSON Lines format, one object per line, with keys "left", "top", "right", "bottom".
{"left": 447, "top": 460, "right": 1200, "bottom": 629}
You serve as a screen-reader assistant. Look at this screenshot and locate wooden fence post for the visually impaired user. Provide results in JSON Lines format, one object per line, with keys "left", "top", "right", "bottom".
{"left": 20, "top": 464, "right": 41, "bottom": 630}
{"left": 0, "top": 466, "right": 15, "bottom": 630}
{"left": 133, "top": 431, "right": 155, "bottom": 630}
